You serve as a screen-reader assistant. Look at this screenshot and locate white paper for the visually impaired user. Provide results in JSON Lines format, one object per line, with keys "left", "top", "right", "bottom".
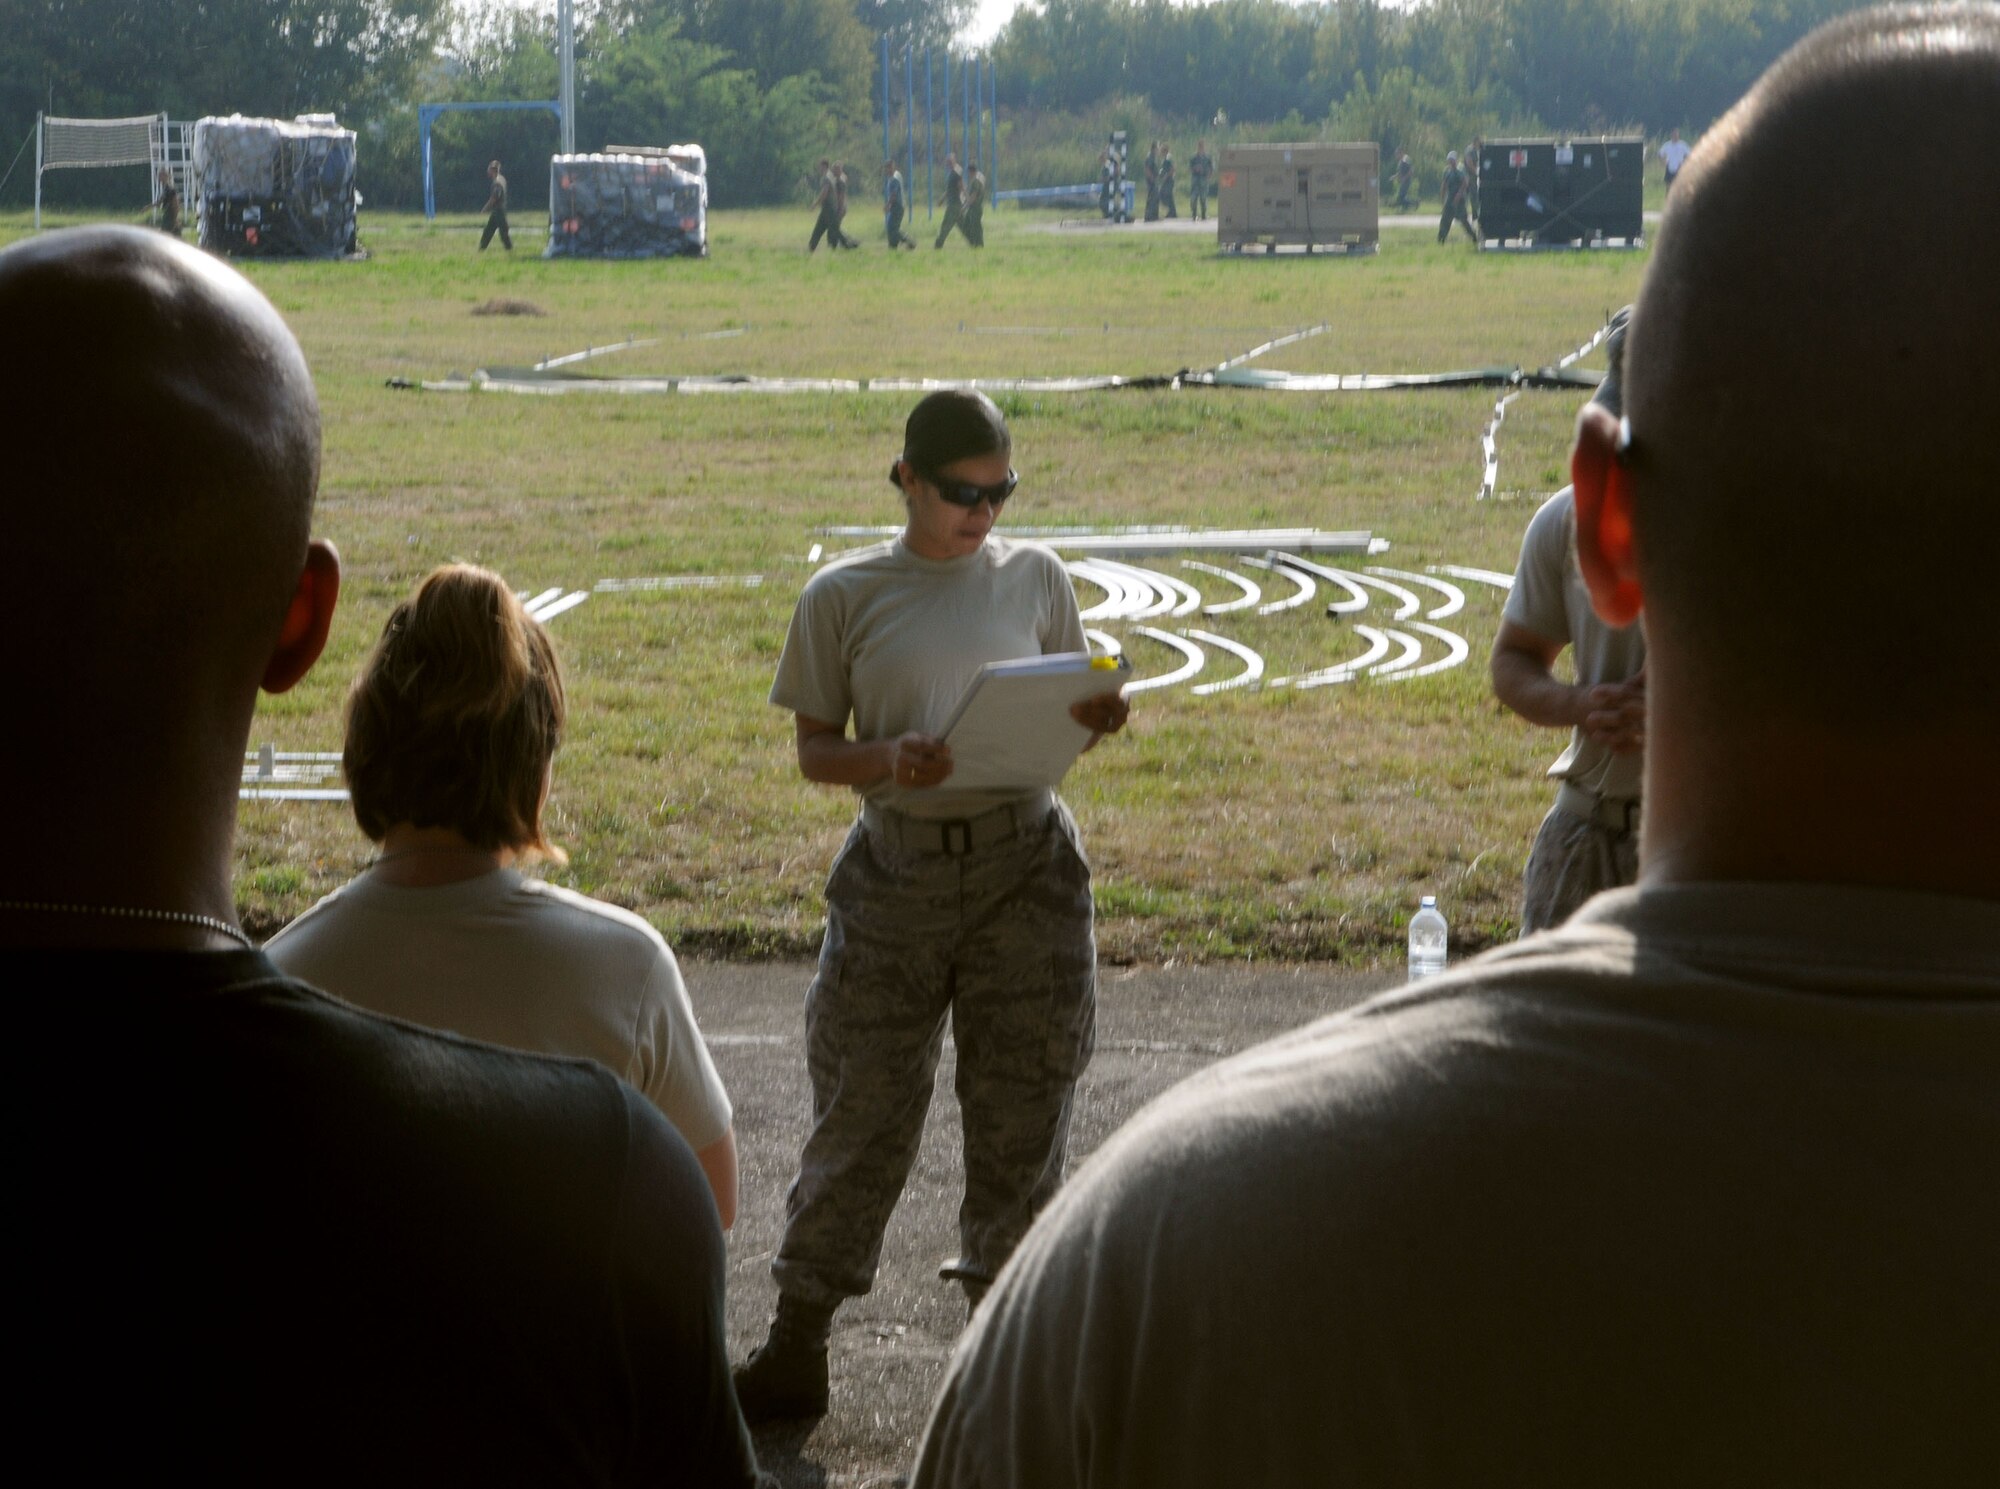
{"left": 937, "top": 652, "right": 1132, "bottom": 791}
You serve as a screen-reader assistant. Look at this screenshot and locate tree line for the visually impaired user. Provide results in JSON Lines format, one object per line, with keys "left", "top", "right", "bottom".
{"left": 2, "top": 0, "right": 1876, "bottom": 213}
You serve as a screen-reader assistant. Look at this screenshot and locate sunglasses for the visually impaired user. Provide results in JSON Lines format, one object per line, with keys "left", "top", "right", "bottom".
{"left": 922, "top": 467, "right": 1019, "bottom": 509}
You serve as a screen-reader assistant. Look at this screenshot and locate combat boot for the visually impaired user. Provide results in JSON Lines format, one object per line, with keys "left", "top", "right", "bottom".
{"left": 733, "top": 1293, "right": 835, "bottom": 1424}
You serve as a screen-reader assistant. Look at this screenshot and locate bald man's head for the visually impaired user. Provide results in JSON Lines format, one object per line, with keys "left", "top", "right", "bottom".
{"left": 1622, "top": 4, "right": 2000, "bottom": 728}
{"left": 0, "top": 227, "right": 321, "bottom": 713}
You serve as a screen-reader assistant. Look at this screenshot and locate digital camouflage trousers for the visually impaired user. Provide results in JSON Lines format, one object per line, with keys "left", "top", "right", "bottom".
{"left": 772, "top": 801, "right": 1097, "bottom": 1308}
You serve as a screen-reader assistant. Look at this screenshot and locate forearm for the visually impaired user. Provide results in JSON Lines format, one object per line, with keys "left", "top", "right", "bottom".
{"left": 1491, "top": 648, "right": 1590, "bottom": 730}
{"left": 798, "top": 729, "right": 894, "bottom": 787}
{"left": 695, "top": 1129, "right": 739, "bottom": 1231}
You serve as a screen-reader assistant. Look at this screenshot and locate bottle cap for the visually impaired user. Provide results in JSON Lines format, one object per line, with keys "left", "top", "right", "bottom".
{"left": 1420, "top": 895, "right": 1436, "bottom": 907}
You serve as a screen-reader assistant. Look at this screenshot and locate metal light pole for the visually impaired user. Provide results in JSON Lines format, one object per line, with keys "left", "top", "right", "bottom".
{"left": 558, "top": 0, "right": 576, "bottom": 154}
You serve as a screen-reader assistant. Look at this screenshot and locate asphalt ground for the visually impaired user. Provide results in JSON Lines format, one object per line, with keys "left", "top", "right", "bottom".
{"left": 692, "top": 957, "right": 1399, "bottom": 1487}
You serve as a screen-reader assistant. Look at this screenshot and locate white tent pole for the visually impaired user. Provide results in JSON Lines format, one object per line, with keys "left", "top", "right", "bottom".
{"left": 34, "top": 112, "right": 42, "bottom": 230}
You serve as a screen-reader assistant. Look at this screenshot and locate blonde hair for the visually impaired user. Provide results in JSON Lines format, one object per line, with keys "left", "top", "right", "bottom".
{"left": 344, "top": 564, "right": 567, "bottom": 860}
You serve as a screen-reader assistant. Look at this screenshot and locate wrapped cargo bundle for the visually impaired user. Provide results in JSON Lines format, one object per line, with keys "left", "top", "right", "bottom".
{"left": 191, "top": 114, "right": 358, "bottom": 259}
{"left": 547, "top": 148, "right": 707, "bottom": 259}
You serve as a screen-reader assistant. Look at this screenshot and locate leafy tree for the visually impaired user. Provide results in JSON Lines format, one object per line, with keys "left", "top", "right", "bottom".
{"left": 852, "top": 0, "right": 976, "bottom": 51}
{"left": 2, "top": 0, "right": 449, "bottom": 206}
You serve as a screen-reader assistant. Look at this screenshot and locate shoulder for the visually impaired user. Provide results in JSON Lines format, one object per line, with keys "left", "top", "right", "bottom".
{"left": 984, "top": 534, "right": 1068, "bottom": 577}
{"left": 513, "top": 876, "right": 672, "bottom": 973}
{"left": 262, "top": 879, "right": 364, "bottom": 972}
{"left": 1014, "top": 935, "right": 1651, "bottom": 1250}
{"left": 796, "top": 540, "right": 901, "bottom": 602}
{"left": 252, "top": 967, "right": 644, "bottom": 1138}
{"left": 1518, "top": 486, "right": 1577, "bottom": 559}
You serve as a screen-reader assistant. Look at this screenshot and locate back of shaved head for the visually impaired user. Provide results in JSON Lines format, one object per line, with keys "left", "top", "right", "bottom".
{"left": 1624, "top": 4, "right": 2000, "bottom": 727}
{"left": 0, "top": 227, "right": 321, "bottom": 721}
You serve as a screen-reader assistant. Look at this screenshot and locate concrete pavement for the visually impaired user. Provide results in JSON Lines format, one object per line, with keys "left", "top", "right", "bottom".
{"left": 692, "top": 957, "right": 1398, "bottom": 1487}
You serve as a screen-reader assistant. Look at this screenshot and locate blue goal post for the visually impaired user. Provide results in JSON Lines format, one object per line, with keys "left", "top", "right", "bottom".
{"left": 419, "top": 100, "right": 563, "bottom": 219}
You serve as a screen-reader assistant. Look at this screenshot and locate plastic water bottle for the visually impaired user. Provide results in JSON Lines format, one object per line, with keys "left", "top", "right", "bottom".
{"left": 1408, "top": 896, "right": 1448, "bottom": 982}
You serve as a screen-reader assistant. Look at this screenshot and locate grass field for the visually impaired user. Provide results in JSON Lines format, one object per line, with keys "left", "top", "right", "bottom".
{"left": 3, "top": 204, "right": 1649, "bottom": 965}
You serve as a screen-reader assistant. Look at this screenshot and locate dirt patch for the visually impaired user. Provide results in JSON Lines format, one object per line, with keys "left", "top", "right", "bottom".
{"left": 471, "top": 297, "right": 547, "bottom": 317}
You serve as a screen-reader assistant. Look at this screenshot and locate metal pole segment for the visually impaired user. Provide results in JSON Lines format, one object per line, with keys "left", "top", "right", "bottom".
{"left": 34, "top": 113, "right": 42, "bottom": 229}
{"left": 881, "top": 33, "right": 890, "bottom": 203}
{"left": 943, "top": 52, "right": 950, "bottom": 161}
{"left": 421, "top": 105, "right": 434, "bottom": 219}
{"left": 906, "top": 46, "right": 914, "bottom": 184}
{"left": 926, "top": 50, "right": 934, "bottom": 217}
{"left": 989, "top": 58, "right": 997, "bottom": 195}
{"left": 558, "top": 0, "right": 575, "bottom": 154}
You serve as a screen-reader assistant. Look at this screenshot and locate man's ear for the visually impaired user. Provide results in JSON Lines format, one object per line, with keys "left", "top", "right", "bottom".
{"left": 1571, "top": 404, "right": 1644, "bottom": 627}
{"left": 263, "top": 538, "right": 341, "bottom": 695}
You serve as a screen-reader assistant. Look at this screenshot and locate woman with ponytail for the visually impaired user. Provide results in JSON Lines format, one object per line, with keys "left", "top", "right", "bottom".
{"left": 266, "top": 564, "right": 740, "bottom": 1227}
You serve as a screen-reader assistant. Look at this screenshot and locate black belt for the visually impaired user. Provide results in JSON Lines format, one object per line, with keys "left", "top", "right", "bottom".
{"left": 860, "top": 798, "right": 1042, "bottom": 857}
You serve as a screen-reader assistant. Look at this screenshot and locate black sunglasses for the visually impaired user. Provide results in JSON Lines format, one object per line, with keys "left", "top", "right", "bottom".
{"left": 923, "top": 467, "right": 1018, "bottom": 509}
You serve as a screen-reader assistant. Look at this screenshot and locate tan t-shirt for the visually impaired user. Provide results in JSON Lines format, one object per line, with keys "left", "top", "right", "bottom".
{"left": 912, "top": 882, "right": 2000, "bottom": 1489}
{"left": 1502, "top": 487, "right": 1646, "bottom": 799}
{"left": 770, "top": 533, "right": 1087, "bottom": 820}
{"left": 265, "top": 867, "right": 732, "bottom": 1150}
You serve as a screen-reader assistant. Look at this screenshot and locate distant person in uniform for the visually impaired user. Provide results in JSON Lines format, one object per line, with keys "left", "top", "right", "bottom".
{"left": 154, "top": 169, "right": 182, "bottom": 237}
{"left": 1160, "top": 145, "right": 1179, "bottom": 218}
{"left": 479, "top": 159, "right": 511, "bottom": 251}
{"left": 1189, "top": 139, "right": 1214, "bottom": 219}
{"left": 1659, "top": 126, "right": 1693, "bottom": 190}
{"left": 0, "top": 224, "right": 767, "bottom": 1486}
{"left": 935, "top": 152, "right": 969, "bottom": 248}
{"left": 1143, "top": 141, "right": 1160, "bottom": 221}
{"left": 1438, "top": 149, "right": 1477, "bottom": 243}
{"left": 910, "top": 10, "right": 2000, "bottom": 1485}
{"left": 884, "top": 160, "right": 918, "bottom": 249}
{"left": 832, "top": 164, "right": 863, "bottom": 249}
{"left": 732, "top": 390, "right": 1129, "bottom": 1426}
{"left": 1492, "top": 308, "right": 1645, "bottom": 934}
{"left": 1393, "top": 152, "right": 1415, "bottom": 208}
{"left": 963, "top": 160, "right": 988, "bottom": 248}
{"left": 808, "top": 158, "right": 840, "bottom": 252}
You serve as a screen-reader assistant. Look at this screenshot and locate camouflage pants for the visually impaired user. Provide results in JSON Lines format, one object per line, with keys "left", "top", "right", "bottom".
{"left": 1519, "top": 798, "right": 1640, "bottom": 935}
{"left": 773, "top": 800, "right": 1097, "bottom": 1309}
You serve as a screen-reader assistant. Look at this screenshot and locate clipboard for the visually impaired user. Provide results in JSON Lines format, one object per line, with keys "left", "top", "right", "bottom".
{"left": 934, "top": 651, "right": 1132, "bottom": 791}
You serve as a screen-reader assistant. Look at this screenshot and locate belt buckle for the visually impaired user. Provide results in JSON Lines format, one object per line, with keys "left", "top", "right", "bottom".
{"left": 940, "top": 819, "right": 974, "bottom": 856}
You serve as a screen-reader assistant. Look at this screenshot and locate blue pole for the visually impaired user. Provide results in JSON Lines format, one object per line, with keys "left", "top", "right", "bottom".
{"left": 925, "top": 49, "right": 934, "bottom": 218}
{"left": 905, "top": 45, "right": 914, "bottom": 189}
{"left": 989, "top": 57, "right": 997, "bottom": 196}
{"left": 965, "top": 56, "right": 973, "bottom": 164}
{"left": 882, "top": 33, "right": 891, "bottom": 206}
{"left": 943, "top": 51, "right": 951, "bottom": 163}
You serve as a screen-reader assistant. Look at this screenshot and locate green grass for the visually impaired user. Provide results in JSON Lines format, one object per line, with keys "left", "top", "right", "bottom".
{"left": 2, "top": 204, "right": 1649, "bottom": 965}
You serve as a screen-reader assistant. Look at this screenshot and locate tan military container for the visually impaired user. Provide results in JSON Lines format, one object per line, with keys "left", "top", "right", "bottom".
{"left": 1217, "top": 143, "right": 1379, "bottom": 253}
